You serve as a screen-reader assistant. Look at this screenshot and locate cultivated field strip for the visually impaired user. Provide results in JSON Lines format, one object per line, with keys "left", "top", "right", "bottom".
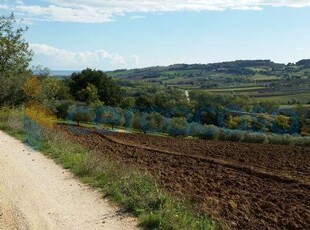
{"left": 99, "top": 132, "right": 309, "bottom": 187}
{"left": 60, "top": 126, "right": 310, "bottom": 229}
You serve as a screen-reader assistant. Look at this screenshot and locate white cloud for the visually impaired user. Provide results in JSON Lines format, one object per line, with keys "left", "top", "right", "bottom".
{"left": 1, "top": 0, "right": 310, "bottom": 23}
{"left": 130, "top": 15, "right": 146, "bottom": 20}
{"left": 30, "top": 43, "right": 139, "bottom": 70}
{"left": 0, "top": 4, "right": 8, "bottom": 9}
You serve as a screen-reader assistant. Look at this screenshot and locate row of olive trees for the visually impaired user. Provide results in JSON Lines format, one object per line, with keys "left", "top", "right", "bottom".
{"left": 65, "top": 105, "right": 310, "bottom": 146}
{"left": 66, "top": 105, "right": 302, "bottom": 137}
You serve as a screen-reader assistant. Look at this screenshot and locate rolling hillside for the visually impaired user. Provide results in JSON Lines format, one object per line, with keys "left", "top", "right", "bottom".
{"left": 107, "top": 59, "right": 310, "bottom": 104}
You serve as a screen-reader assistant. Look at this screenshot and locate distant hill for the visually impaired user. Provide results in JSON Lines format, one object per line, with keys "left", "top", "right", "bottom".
{"left": 33, "top": 70, "right": 77, "bottom": 78}
{"left": 106, "top": 59, "right": 310, "bottom": 86}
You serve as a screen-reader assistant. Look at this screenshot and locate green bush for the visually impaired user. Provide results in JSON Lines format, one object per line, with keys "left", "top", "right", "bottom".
{"left": 67, "top": 105, "right": 95, "bottom": 125}
{"left": 169, "top": 117, "right": 189, "bottom": 137}
{"left": 190, "top": 122, "right": 204, "bottom": 138}
{"left": 227, "top": 130, "right": 244, "bottom": 142}
{"left": 56, "top": 100, "right": 75, "bottom": 119}
{"left": 97, "top": 106, "right": 125, "bottom": 129}
{"left": 201, "top": 125, "right": 219, "bottom": 140}
{"left": 217, "top": 129, "right": 242, "bottom": 142}
{"left": 0, "top": 107, "right": 11, "bottom": 123}
{"left": 274, "top": 115, "right": 290, "bottom": 130}
{"left": 293, "top": 136, "right": 310, "bottom": 147}
{"left": 268, "top": 134, "right": 293, "bottom": 145}
{"left": 243, "top": 133, "right": 267, "bottom": 144}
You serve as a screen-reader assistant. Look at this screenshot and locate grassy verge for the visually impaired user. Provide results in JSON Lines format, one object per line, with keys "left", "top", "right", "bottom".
{"left": 0, "top": 107, "right": 217, "bottom": 230}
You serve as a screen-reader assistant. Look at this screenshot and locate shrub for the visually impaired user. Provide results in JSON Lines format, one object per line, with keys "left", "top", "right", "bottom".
{"left": 218, "top": 129, "right": 244, "bottom": 142}
{"left": 243, "top": 132, "right": 267, "bottom": 143}
{"left": 268, "top": 134, "right": 293, "bottom": 145}
{"left": 67, "top": 105, "right": 95, "bottom": 125}
{"left": 199, "top": 125, "right": 218, "bottom": 140}
{"left": 237, "top": 115, "right": 252, "bottom": 131}
{"left": 252, "top": 114, "right": 270, "bottom": 132}
{"left": 56, "top": 100, "right": 75, "bottom": 119}
{"left": 0, "top": 107, "right": 11, "bottom": 123}
{"left": 161, "top": 118, "right": 172, "bottom": 134}
{"left": 0, "top": 107, "right": 24, "bottom": 134}
{"left": 146, "top": 112, "right": 165, "bottom": 133}
{"left": 293, "top": 137, "right": 310, "bottom": 147}
{"left": 226, "top": 114, "right": 240, "bottom": 129}
{"left": 7, "top": 108, "right": 24, "bottom": 132}
{"left": 131, "top": 113, "right": 142, "bottom": 131}
{"left": 274, "top": 115, "right": 290, "bottom": 131}
{"left": 96, "top": 106, "right": 125, "bottom": 129}
{"left": 168, "top": 117, "right": 189, "bottom": 137}
{"left": 217, "top": 129, "right": 234, "bottom": 141}
{"left": 189, "top": 122, "right": 204, "bottom": 137}
{"left": 228, "top": 130, "right": 245, "bottom": 142}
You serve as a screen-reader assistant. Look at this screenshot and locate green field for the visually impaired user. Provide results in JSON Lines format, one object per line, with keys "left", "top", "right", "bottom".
{"left": 203, "top": 86, "right": 266, "bottom": 93}
{"left": 250, "top": 75, "right": 281, "bottom": 81}
{"left": 279, "top": 104, "right": 310, "bottom": 109}
{"left": 254, "top": 92, "right": 310, "bottom": 104}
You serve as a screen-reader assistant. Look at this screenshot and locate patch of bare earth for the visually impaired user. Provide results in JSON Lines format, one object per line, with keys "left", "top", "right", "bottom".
{"left": 61, "top": 125, "right": 310, "bottom": 229}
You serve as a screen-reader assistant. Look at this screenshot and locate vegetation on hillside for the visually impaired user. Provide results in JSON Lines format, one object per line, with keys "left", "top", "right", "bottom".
{"left": 107, "top": 60, "right": 310, "bottom": 87}
{"left": 107, "top": 59, "right": 310, "bottom": 105}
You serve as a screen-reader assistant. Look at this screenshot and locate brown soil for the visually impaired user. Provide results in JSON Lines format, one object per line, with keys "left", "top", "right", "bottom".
{"left": 59, "top": 125, "right": 310, "bottom": 229}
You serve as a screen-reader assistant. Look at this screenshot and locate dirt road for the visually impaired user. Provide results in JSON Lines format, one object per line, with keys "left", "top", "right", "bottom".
{"left": 0, "top": 131, "right": 137, "bottom": 230}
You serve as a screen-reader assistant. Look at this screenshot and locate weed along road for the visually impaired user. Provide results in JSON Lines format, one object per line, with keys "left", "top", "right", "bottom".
{"left": 0, "top": 130, "right": 137, "bottom": 230}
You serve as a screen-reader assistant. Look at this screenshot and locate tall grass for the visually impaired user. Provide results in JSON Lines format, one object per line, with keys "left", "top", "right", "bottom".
{"left": 0, "top": 107, "right": 217, "bottom": 230}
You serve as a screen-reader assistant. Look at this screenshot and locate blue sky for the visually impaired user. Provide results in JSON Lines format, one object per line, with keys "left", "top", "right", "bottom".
{"left": 1, "top": 0, "right": 310, "bottom": 70}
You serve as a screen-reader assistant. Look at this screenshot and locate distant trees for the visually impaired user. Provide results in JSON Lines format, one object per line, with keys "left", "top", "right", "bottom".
{"left": 252, "top": 101, "right": 279, "bottom": 113}
{"left": 274, "top": 115, "right": 290, "bottom": 130}
{"left": 76, "top": 83, "right": 102, "bottom": 106}
{"left": 296, "top": 59, "right": 310, "bottom": 67}
{"left": 68, "top": 68, "right": 121, "bottom": 106}
{"left": 120, "top": 97, "right": 135, "bottom": 109}
{"left": 0, "top": 14, "right": 33, "bottom": 105}
{"left": 136, "top": 95, "right": 153, "bottom": 111}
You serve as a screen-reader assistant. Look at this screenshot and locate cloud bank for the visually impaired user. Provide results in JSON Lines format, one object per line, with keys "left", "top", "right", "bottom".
{"left": 30, "top": 43, "right": 139, "bottom": 70}
{"left": 1, "top": 0, "right": 310, "bottom": 23}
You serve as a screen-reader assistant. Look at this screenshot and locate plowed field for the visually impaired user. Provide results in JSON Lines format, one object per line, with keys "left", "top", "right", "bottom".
{"left": 59, "top": 126, "right": 310, "bottom": 229}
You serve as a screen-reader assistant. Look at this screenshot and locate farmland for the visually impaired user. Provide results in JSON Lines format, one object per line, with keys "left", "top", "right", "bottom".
{"left": 2, "top": 8, "right": 310, "bottom": 230}
{"left": 254, "top": 92, "right": 310, "bottom": 104}
{"left": 108, "top": 60, "right": 310, "bottom": 105}
{"left": 61, "top": 125, "right": 310, "bottom": 229}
